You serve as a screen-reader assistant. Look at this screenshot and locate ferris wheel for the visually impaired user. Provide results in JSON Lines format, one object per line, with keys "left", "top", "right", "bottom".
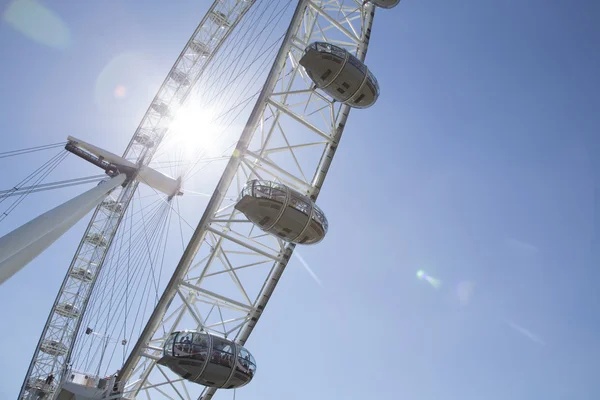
{"left": 0, "top": 0, "right": 402, "bottom": 399}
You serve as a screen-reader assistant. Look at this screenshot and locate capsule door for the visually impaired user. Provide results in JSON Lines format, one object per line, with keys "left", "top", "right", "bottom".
{"left": 227, "top": 345, "right": 256, "bottom": 388}
{"left": 201, "top": 336, "right": 236, "bottom": 387}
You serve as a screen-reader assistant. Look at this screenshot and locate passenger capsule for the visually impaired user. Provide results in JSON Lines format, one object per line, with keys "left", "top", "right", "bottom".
{"left": 151, "top": 102, "right": 171, "bottom": 117}
{"left": 159, "top": 331, "right": 256, "bottom": 389}
{"left": 102, "top": 199, "right": 123, "bottom": 213}
{"left": 234, "top": 180, "right": 328, "bottom": 245}
{"left": 170, "top": 70, "right": 191, "bottom": 86}
{"left": 55, "top": 302, "right": 80, "bottom": 318}
{"left": 41, "top": 339, "right": 67, "bottom": 356}
{"left": 299, "top": 42, "right": 379, "bottom": 108}
{"left": 189, "top": 41, "right": 210, "bottom": 57}
{"left": 371, "top": 0, "right": 401, "bottom": 8}
{"left": 134, "top": 133, "right": 154, "bottom": 148}
{"left": 86, "top": 233, "right": 107, "bottom": 247}
{"left": 209, "top": 10, "right": 230, "bottom": 28}
{"left": 70, "top": 267, "right": 94, "bottom": 282}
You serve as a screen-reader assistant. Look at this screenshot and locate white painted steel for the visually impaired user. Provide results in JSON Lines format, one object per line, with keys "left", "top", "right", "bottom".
{"left": 0, "top": 174, "right": 126, "bottom": 285}
{"left": 114, "top": 1, "right": 379, "bottom": 399}
{"left": 67, "top": 136, "right": 182, "bottom": 196}
{"left": 19, "top": 0, "right": 259, "bottom": 398}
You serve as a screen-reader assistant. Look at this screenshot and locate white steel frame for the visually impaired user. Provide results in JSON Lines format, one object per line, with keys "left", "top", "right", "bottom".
{"left": 117, "top": 1, "right": 377, "bottom": 399}
{"left": 19, "top": 1, "right": 258, "bottom": 399}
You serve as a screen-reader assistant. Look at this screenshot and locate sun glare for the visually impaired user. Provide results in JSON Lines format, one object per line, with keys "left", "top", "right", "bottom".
{"left": 168, "top": 104, "right": 221, "bottom": 156}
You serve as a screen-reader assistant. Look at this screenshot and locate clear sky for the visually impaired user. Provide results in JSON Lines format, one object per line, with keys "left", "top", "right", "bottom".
{"left": 1, "top": 0, "right": 600, "bottom": 399}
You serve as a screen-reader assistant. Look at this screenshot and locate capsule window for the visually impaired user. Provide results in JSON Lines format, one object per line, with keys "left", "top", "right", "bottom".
{"left": 164, "top": 333, "right": 176, "bottom": 356}
{"left": 310, "top": 221, "right": 323, "bottom": 236}
{"left": 189, "top": 333, "right": 209, "bottom": 361}
{"left": 320, "top": 69, "right": 332, "bottom": 81}
{"left": 332, "top": 46, "right": 346, "bottom": 59}
{"left": 236, "top": 346, "right": 257, "bottom": 376}
{"left": 174, "top": 332, "right": 195, "bottom": 357}
{"left": 316, "top": 42, "right": 331, "bottom": 52}
{"left": 290, "top": 195, "right": 310, "bottom": 214}
{"left": 348, "top": 55, "right": 366, "bottom": 73}
{"left": 258, "top": 216, "right": 271, "bottom": 226}
{"left": 211, "top": 337, "right": 235, "bottom": 368}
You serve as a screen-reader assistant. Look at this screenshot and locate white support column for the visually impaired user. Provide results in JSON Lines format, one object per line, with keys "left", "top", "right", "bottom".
{"left": 0, "top": 174, "right": 126, "bottom": 285}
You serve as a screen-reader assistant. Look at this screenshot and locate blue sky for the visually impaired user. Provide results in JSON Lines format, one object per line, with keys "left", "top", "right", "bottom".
{"left": 1, "top": 0, "right": 600, "bottom": 399}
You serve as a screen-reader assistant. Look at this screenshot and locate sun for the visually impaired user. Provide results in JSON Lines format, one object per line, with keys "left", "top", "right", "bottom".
{"left": 155, "top": 101, "right": 230, "bottom": 182}
{"left": 168, "top": 103, "right": 221, "bottom": 156}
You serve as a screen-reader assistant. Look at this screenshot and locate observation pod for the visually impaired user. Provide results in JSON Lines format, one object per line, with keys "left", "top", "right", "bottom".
{"left": 189, "top": 41, "right": 210, "bottom": 57}
{"left": 159, "top": 331, "right": 256, "bottom": 389}
{"left": 171, "top": 70, "right": 191, "bottom": 86}
{"left": 234, "top": 180, "right": 328, "bottom": 245}
{"left": 102, "top": 199, "right": 123, "bottom": 213}
{"left": 371, "top": 0, "right": 401, "bottom": 8}
{"left": 151, "top": 101, "right": 171, "bottom": 117}
{"left": 134, "top": 133, "right": 154, "bottom": 148}
{"left": 55, "top": 302, "right": 80, "bottom": 318}
{"left": 70, "top": 267, "right": 94, "bottom": 282}
{"left": 40, "top": 339, "right": 67, "bottom": 356}
{"left": 86, "top": 233, "right": 107, "bottom": 247}
{"left": 299, "top": 42, "right": 379, "bottom": 108}
{"left": 209, "top": 10, "right": 230, "bottom": 28}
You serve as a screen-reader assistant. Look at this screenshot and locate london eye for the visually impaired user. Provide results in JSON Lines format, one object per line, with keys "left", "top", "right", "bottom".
{"left": 0, "top": 1, "right": 403, "bottom": 399}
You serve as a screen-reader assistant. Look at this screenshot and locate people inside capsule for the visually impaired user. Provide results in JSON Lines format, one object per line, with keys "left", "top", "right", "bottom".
{"left": 234, "top": 180, "right": 328, "bottom": 245}
{"left": 299, "top": 41, "right": 379, "bottom": 108}
{"left": 160, "top": 331, "right": 256, "bottom": 389}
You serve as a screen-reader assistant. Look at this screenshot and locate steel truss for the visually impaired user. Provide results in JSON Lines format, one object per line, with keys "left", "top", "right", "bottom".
{"left": 118, "top": 1, "right": 376, "bottom": 399}
{"left": 19, "top": 1, "right": 258, "bottom": 398}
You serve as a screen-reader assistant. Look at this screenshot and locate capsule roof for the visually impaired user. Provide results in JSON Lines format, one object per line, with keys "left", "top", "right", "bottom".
{"left": 160, "top": 331, "right": 256, "bottom": 389}
{"left": 300, "top": 42, "right": 379, "bottom": 108}
{"left": 371, "top": 0, "right": 401, "bottom": 8}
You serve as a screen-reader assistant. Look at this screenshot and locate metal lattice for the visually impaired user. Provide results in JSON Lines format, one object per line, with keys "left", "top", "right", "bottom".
{"left": 117, "top": 1, "right": 377, "bottom": 399}
{"left": 19, "top": 1, "right": 258, "bottom": 398}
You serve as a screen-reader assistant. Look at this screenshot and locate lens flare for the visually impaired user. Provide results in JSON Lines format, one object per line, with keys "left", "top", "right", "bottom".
{"left": 3, "top": 0, "right": 71, "bottom": 50}
{"left": 113, "top": 85, "right": 126, "bottom": 98}
{"left": 416, "top": 269, "right": 442, "bottom": 289}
